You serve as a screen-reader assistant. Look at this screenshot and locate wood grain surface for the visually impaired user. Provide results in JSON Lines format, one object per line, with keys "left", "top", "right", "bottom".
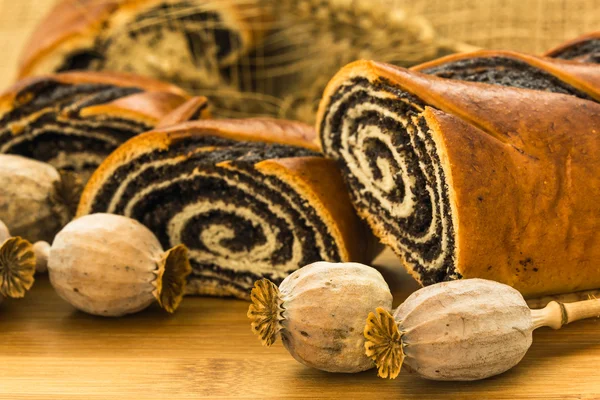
{"left": 1, "top": 1, "right": 600, "bottom": 399}
{"left": 1, "top": 250, "right": 600, "bottom": 399}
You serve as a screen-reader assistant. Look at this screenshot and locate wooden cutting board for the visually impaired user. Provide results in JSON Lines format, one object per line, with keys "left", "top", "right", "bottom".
{"left": 1, "top": 249, "right": 600, "bottom": 399}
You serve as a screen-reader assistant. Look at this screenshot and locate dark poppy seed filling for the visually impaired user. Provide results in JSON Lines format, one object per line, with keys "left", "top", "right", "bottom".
{"left": 550, "top": 38, "right": 600, "bottom": 63}
{"left": 420, "top": 57, "right": 593, "bottom": 100}
{"left": 84, "top": 136, "right": 344, "bottom": 298}
{"left": 0, "top": 80, "right": 153, "bottom": 181}
{"left": 319, "top": 77, "right": 458, "bottom": 285}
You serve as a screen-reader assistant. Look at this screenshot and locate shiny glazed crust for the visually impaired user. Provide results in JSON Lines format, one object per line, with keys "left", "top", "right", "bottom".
{"left": 412, "top": 49, "right": 600, "bottom": 100}
{"left": 0, "top": 70, "right": 189, "bottom": 123}
{"left": 544, "top": 31, "right": 600, "bottom": 60}
{"left": 155, "top": 97, "right": 212, "bottom": 128}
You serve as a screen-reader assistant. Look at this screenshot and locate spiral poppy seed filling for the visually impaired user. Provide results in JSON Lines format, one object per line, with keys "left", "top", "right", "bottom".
{"left": 550, "top": 39, "right": 600, "bottom": 63}
{"left": 320, "top": 77, "right": 458, "bottom": 285}
{"left": 0, "top": 81, "right": 151, "bottom": 179}
{"left": 85, "top": 136, "right": 344, "bottom": 298}
{"left": 421, "top": 57, "right": 593, "bottom": 100}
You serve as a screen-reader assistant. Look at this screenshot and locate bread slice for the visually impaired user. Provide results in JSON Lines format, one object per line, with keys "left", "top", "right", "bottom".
{"left": 78, "top": 118, "right": 380, "bottom": 299}
{"left": 0, "top": 71, "right": 192, "bottom": 182}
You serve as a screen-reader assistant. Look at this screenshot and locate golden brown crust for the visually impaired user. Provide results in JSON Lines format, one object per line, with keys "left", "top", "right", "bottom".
{"left": 426, "top": 104, "right": 600, "bottom": 297}
{"left": 80, "top": 91, "right": 189, "bottom": 125}
{"left": 321, "top": 60, "right": 597, "bottom": 144}
{"left": 0, "top": 71, "right": 189, "bottom": 121}
{"left": 544, "top": 31, "right": 600, "bottom": 59}
{"left": 19, "top": 0, "right": 269, "bottom": 79}
{"left": 154, "top": 118, "right": 319, "bottom": 151}
{"left": 155, "top": 97, "right": 211, "bottom": 128}
{"left": 318, "top": 60, "right": 600, "bottom": 297}
{"left": 80, "top": 119, "right": 318, "bottom": 216}
{"left": 412, "top": 50, "right": 600, "bottom": 101}
{"left": 18, "top": 0, "right": 119, "bottom": 79}
{"left": 255, "top": 157, "right": 381, "bottom": 263}
{"left": 49, "top": 71, "right": 189, "bottom": 96}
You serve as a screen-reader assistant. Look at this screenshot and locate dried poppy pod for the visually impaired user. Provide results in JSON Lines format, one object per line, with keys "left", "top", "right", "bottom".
{"left": 0, "top": 154, "right": 82, "bottom": 243}
{"left": 0, "top": 71, "right": 192, "bottom": 183}
{"left": 47, "top": 213, "right": 192, "bottom": 317}
{"left": 32, "top": 241, "right": 51, "bottom": 274}
{"left": 77, "top": 119, "right": 380, "bottom": 299}
{"left": 248, "top": 261, "right": 393, "bottom": 373}
{"left": 544, "top": 31, "right": 600, "bottom": 63}
{"left": 365, "top": 279, "right": 600, "bottom": 381}
{"left": 0, "top": 219, "right": 36, "bottom": 302}
{"left": 0, "top": 218, "right": 50, "bottom": 275}
{"left": 0, "top": 220, "right": 9, "bottom": 242}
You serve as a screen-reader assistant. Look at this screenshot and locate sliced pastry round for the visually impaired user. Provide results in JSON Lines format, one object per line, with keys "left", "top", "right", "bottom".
{"left": 17, "top": 0, "right": 271, "bottom": 118}
{"left": 413, "top": 50, "right": 600, "bottom": 101}
{"left": 544, "top": 31, "right": 600, "bottom": 63}
{"left": 0, "top": 71, "right": 192, "bottom": 182}
{"left": 18, "top": 0, "right": 266, "bottom": 78}
{"left": 317, "top": 60, "right": 600, "bottom": 299}
{"left": 77, "top": 118, "right": 379, "bottom": 299}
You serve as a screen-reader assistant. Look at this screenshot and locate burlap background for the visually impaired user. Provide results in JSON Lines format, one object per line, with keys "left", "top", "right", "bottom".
{"left": 0, "top": 0, "right": 55, "bottom": 89}
{"left": 394, "top": 0, "right": 600, "bottom": 53}
{"left": 0, "top": 0, "right": 598, "bottom": 91}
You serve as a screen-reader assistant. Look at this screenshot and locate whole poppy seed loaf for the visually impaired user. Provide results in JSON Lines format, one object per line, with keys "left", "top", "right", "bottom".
{"left": 77, "top": 118, "right": 379, "bottom": 299}
{"left": 0, "top": 72, "right": 191, "bottom": 181}
{"left": 317, "top": 60, "right": 600, "bottom": 298}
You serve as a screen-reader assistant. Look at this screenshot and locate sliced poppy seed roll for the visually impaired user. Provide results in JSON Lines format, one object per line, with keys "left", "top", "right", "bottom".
{"left": 17, "top": 0, "right": 455, "bottom": 123}
{"left": 77, "top": 119, "right": 379, "bottom": 299}
{"left": 545, "top": 31, "right": 600, "bottom": 63}
{"left": 17, "top": 0, "right": 271, "bottom": 119}
{"left": 0, "top": 72, "right": 192, "bottom": 182}
{"left": 317, "top": 60, "right": 600, "bottom": 299}
{"left": 18, "top": 0, "right": 265, "bottom": 78}
{"left": 413, "top": 50, "right": 600, "bottom": 101}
